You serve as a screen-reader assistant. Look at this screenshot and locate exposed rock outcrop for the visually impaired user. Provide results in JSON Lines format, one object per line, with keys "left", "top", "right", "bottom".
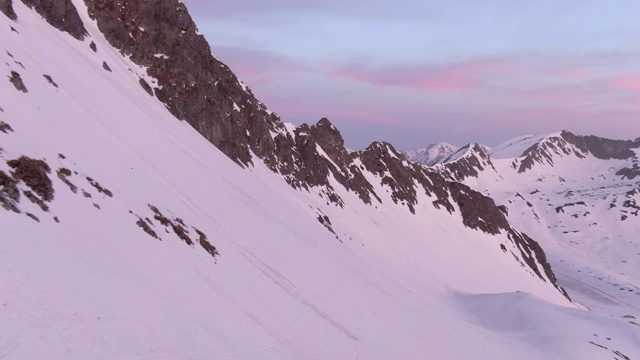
{"left": 617, "top": 164, "right": 640, "bottom": 180}
{"left": 561, "top": 131, "right": 640, "bottom": 160}
{"left": 9, "top": 70, "right": 28, "bottom": 92}
{"left": 438, "top": 144, "right": 496, "bottom": 182}
{"left": 7, "top": 156, "right": 53, "bottom": 201}
{"left": 0, "top": 0, "right": 17, "bottom": 20}
{"left": 515, "top": 131, "right": 640, "bottom": 173}
{"left": 21, "top": 0, "right": 87, "bottom": 40}
{"left": 83, "top": 0, "right": 284, "bottom": 167}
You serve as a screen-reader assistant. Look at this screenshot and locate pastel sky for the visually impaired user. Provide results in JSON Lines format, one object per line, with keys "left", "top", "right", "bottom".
{"left": 182, "top": 0, "right": 640, "bottom": 150}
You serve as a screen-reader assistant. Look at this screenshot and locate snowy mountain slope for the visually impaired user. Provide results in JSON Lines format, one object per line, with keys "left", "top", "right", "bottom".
{"left": 402, "top": 142, "right": 460, "bottom": 166}
{"left": 402, "top": 142, "right": 492, "bottom": 167}
{"left": 73, "top": 0, "right": 572, "bottom": 294}
{"left": 1, "top": 1, "right": 640, "bottom": 359}
{"left": 437, "top": 131, "right": 640, "bottom": 324}
{"left": 432, "top": 143, "right": 499, "bottom": 182}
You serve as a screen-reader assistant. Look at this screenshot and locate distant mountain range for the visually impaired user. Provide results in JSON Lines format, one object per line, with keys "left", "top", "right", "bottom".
{"left": 1, "top": 1, "right": 639, "bottom": 359}
{"left": 402, "top": 142, "right": 492, "bottom": 167}
{"left": 418, "top": 132, "right": 640, "bottom": 319}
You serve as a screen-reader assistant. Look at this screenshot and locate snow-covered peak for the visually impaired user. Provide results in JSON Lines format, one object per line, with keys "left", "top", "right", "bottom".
{"left": 443, "top": 143, "right": 488, "bottom": 163}
{"left": 402, "top": 142, "right": 460, "bottom": 166}
{"left": 489, "top": 133, "right": 561, "bottom": 159}
{"left": 433, "top": 143, "right": 497, "bottom": 182}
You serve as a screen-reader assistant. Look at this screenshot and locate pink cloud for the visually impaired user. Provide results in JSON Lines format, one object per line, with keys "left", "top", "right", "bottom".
{"left": 321, "top": 54, "right": 615, "bottom": 95}
{"left": 608, "top": 76, "right": 640, "bottom": 91}
{"left": 204, "top": 46, "right": 640, "bottom": 146}
{"left": 325, "top": 58, "right": 505, "bottom": 93}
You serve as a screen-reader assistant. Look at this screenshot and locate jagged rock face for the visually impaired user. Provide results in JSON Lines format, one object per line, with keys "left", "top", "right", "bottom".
{"left": 289, "top": 119, "right": 379, "bottom": 205}
{"left": 515, "top": 131, "right": 640, "bottom": 173}
{"left": 439, "top": 144, "right": 496, "bottom": 182}
{"left": 516, "top": 136, "right": 585, "bottom": 173}
{"left": 83, "top": 0, "right": 286, "bottom": 168}
{"left": 448, "top": 182, "right": 508, "bottom": 235}
{"left": 0, "top": 0, "right": 17, "bottom": 20}
{"left": 617, "top": 164, "right": 640, "bottom": 180}
{"left": 358, "top": 142, "right": 448, "bottom": 214}
{"left": 20, "top": 0, "right": 87, "bottom": 40}
{"left": 560, "top": 131, "right": 640, "bottom": 160}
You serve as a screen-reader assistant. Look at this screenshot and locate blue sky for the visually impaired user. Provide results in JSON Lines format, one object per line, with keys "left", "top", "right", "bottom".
{"left": 182, "top": 0, "right": 640, "bottom": 150}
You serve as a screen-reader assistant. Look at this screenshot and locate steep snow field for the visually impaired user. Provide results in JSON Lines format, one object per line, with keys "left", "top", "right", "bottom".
{"left": 1, "top": 2, "right": 639, "bottom": 359}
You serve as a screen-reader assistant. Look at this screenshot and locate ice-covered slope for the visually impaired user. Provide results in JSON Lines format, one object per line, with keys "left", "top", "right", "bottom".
{"left": 1, "top": 1, "right": 639, "bottom": 359}
{"left": 438, "top": 131, "right": 640, "bottom": 325}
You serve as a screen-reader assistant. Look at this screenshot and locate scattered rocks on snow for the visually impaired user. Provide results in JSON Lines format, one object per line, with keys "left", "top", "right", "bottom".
{"left": 0, "top": 170, "right": 20, "bottom": 212}
{"left": 0, "top": 121, "right": 13, "bottom": 133}
{"left": 136, "top": 217, "right": 158, "bottom": 239}
{"left": 9, "top": 71, "right": 27, "bottom": 92}
{"left": 56, "top": 168, "right": 77, "bottom": 193}
{"left": 555, "top": 201, "right": 587, "bottom": 214}
{"left": 194, "top": 228, "right": 218, "bottom": 257}
{"left": 25, "top": 212, "right": 39, "bottom": 222}
{"left": 134, "top": 204, "right": 218, "bottom": 258}
{"left": 43, "top": 74, "right": 58, "bottom": 87}
{"left": 86, "top": 176, "right": 113, "bottom": 197}
{"left": 102, "top": 61, "right": 111, "bottom": 72}
{"left": 23, "top": 189, "right": 48, "bottom": 211}
{"left": 317, "top": 213, "right": 337, "bottom": 237}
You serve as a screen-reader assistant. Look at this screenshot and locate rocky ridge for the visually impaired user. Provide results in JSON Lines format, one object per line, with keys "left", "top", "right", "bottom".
{"left": 435, "top": 143, "right": 498, "bottom": 182}
{"left": 513, "top": 131, "right": 639, "bottom": 174}
{"left": 428, "top": 130, "right": 640, "bottom": 320}
{"left": 2, "top": 0, "right": 568, "bottom": 298}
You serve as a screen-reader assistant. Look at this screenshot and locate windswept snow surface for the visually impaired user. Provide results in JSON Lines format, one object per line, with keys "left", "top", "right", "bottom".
{"left": 1, "top": 2, "right": 639, "bottom": 359}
